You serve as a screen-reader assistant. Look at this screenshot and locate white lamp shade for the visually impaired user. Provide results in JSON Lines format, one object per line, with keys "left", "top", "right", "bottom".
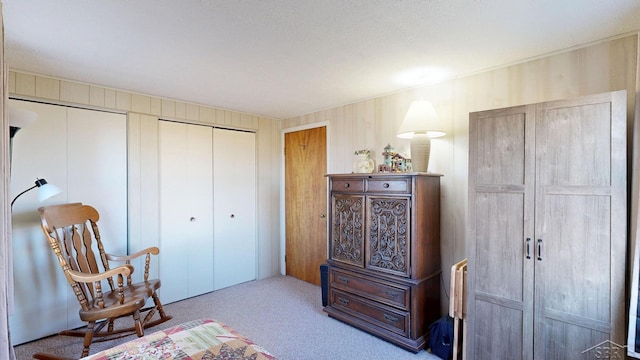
{"left": 397, "top": 100, "right": 446, "bottom": 139}
{"left": 397, "top": 100, "right": 446, "bottom": 172}
{"left": 11, "top": 178, "right": 62, "bottom": 208}
{"left": 37, "top": 182, "right": 62, "bottom": 202}
{"left": 9, "top": 106, "right": 38, "bottom": 128}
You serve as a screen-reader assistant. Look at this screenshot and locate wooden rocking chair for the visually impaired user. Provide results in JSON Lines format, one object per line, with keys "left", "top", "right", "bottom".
{"left": 35, "top": 203, "right": 172, "bottom": 359}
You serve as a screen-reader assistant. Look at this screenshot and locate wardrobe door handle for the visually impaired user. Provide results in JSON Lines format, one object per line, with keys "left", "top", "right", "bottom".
{"left": 537, "top": 239, "right": 543, "bottom": 261}
{"left": 525, "top": 238, "right": 531, "bottom": 259}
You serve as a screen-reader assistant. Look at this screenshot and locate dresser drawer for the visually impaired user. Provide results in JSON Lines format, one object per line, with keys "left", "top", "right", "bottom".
{"left": 330, "top": 268, "right": 409, "bottom": 310}
{"left": 366, "top": 178, "right": 410, "bottom": 193}
{"left": 330, "top": 289, "right": 409, "bottom": 337}
{"left": 331, "top": 178, "right": 365, "bottom": 192}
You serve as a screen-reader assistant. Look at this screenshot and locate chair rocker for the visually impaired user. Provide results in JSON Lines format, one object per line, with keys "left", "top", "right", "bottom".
{"left": 34, "top": 203, "right": 172, "bottom": 359}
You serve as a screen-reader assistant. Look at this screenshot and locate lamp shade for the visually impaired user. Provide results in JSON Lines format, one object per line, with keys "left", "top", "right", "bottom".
{"left": 8, "top": 106, "right": 38, "bottom": 129}
{"left": 397, "top": 100, "right": 446, "bottom": 172}
{"left": 397, "top": 100, "right": 446, "bottom": 139}
{"left": 11, "top": 178, "right": 62, "bottom": 208}
{"left": 35, "top": 179, "right": 62, "bottom": 203}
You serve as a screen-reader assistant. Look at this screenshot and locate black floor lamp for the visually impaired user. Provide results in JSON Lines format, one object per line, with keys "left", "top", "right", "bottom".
{"left": 9, "top": 105, "right": 62, "bottom": 208}
{"left": 9, "top": 106, "right": 37, "bottom": 171}
{"left": 10, "top": 178, "right": 61, "bottom": 208}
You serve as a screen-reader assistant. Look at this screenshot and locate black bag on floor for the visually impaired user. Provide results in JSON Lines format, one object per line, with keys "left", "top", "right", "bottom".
{"left": 429, "top": 315, "right": 454, "bottom": 360}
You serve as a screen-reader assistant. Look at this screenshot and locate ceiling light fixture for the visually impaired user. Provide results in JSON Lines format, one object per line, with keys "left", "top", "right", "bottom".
{"left": 394, "top": 66, "right": 450, "bottom": 87}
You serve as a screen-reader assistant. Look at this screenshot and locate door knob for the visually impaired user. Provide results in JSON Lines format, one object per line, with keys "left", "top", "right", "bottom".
{"left": 320, "top": 214, "right": 326, "bottom": 218}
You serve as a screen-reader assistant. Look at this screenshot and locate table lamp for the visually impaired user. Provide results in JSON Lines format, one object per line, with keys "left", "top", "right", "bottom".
{"left": 397, "top": 100, "right": 446, "bottom": 172}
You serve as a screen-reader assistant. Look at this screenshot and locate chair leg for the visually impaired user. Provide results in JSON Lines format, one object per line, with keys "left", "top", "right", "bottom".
{"left": 133, "top": 310, "right": 144, "bottom": 337}
{"left": 153, "top": 292, "right": 169, "bottom": 319}
{"left": 81, "top": 321, "right": 96, "bottom": 358}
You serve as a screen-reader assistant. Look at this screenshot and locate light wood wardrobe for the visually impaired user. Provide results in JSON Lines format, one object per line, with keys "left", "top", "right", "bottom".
{"left": 466, "top": 91, "right": 626, "bottom": 359}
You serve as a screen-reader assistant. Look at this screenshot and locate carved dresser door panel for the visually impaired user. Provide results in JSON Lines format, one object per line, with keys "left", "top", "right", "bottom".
{"left": 330, "top": 194, "right": 365, "bottom": 267}
{"left": 366, "top": 196, "right": 411, "bottom": 277}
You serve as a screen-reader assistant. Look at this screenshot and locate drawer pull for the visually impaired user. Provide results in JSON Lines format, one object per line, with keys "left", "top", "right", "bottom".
{"left": 337, "top": 275, "right": 350, "bottom": 284}
{"left": 384, "top": 314, "right": 399, "bottom": 324}
{"left": 344, "top": 183, "right": 350, "bottom": 188}
{"left": 385, "top": 290, "right": 400, "bottom": 299}
{"left": 338, "top": 297, "right": 350, "bottom": 305}
{"left": 383, "top": 183, "right": 390, "bottom": 188}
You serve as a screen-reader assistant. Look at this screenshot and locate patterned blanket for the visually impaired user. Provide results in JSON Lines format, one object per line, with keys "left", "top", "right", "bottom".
{"left": 83, "top": 318, "right": 277, "bottom": 360}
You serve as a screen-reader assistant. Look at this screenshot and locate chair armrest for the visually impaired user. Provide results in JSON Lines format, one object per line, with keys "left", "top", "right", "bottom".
{"left": 67, "top": 265, "right": 134, "bottom": 283}
{"left": 68, "top": 265, "right": 134, "bottom": 308}
{"left": 106, "top": 247, "right": 159, "bottom": 262}
{"left": 106, "top": 247, "right": 159, "bottom": 283}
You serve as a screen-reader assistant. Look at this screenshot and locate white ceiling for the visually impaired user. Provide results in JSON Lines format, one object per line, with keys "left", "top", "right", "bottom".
{"left": 3, "top": 1, "right": 639, "bottom": 119}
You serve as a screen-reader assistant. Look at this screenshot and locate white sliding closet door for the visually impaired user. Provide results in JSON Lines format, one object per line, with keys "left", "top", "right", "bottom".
{"left": 10, "top": 101, "right": 68, "bottom": 345}
{"left": 67, "top": 108, "right": 128, "bottom": 255}
{"left": 159, "top": 121, "right": 214, "bottom": 304}
{"left": 9, "top": 99, "right": 127, "bottom": 344}
{"left": 158, "top": 123, "right": 256, "bottom": 301}
{"left": 213, "top": 129, "right": 256, "bottom": 290}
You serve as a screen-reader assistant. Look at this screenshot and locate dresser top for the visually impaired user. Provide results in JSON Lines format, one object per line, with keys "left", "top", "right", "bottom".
{"left": 327, "top": 172, "right": 443, "bottom": 178}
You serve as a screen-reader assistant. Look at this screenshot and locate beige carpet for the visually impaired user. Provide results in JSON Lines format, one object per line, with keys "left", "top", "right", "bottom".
{"left": 14, "top": 275, "right": 442, "bottom": 359}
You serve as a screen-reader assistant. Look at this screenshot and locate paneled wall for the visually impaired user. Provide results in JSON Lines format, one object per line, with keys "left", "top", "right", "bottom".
{"left": 283, "top": 33, "right": 640, "bottom": 311}
{"left": 9, "top": 71, "right": 283, "bottom": 281}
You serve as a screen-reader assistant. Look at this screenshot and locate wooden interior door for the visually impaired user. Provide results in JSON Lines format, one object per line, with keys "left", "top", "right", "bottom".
{"left": 533, "top": 92, "right": 626, "bottom": 357}
{"left": 285, "top": 126, "right": 327, "bottom": 285}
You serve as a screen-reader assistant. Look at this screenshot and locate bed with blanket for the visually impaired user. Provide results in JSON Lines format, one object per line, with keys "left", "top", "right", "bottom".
{"left": 81, "top": 318, "right": 277, "bottom": 360}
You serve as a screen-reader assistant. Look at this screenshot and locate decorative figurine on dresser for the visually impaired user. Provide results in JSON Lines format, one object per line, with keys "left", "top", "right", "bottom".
{"left": 323, "top": 172, "right": 441, "bottom": 352}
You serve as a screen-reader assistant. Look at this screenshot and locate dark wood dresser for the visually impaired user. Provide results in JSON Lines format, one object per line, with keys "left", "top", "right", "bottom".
{"left": 323, "top": 173, "right": 441, "bottom": 352}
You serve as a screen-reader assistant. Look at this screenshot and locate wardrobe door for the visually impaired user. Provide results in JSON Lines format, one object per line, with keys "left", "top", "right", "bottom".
{"left": 212, "top": 128, "right": 256, "bottom": 290}
{"left": 159, "top": 121, "right": 214, "bottom": 304}
{"left": 467, "top": 105, "right": 536, "bottom": 360}
{"left": 533, "top": 92, "right": 626, "bottom": 358}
